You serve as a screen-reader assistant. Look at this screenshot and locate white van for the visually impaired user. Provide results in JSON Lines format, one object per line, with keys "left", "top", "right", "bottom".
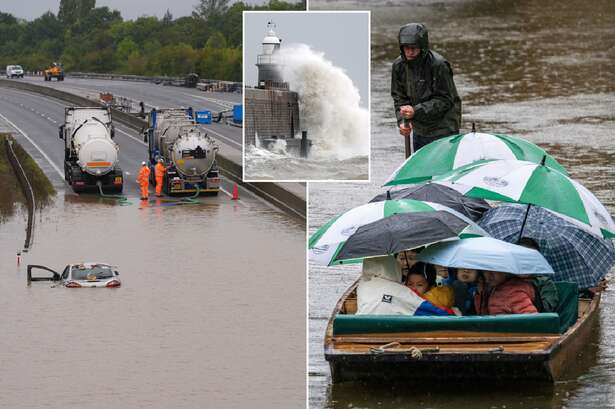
{"left": 6, "top": 65, "right": 24, "bottom": 78}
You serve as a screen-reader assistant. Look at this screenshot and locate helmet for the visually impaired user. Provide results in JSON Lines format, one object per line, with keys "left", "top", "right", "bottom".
{"left": 141, "top": 161, "right": 146, "bottom": 165}
{"left": 398, "top": 23, "right": 429, "bottom": 51}
{"left": 158, "top": 158, "right": 164, "bottom": 163}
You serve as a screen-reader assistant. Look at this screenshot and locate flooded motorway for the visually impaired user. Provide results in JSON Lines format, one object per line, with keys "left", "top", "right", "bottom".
{"left": 309, "top": 0, "right": 615, "bottom": 408}
{"left": 0, "top": 90, "right": 305, "bottom": 408}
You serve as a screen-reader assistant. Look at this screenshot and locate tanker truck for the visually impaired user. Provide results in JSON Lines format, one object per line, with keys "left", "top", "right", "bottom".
{"left": 59, "top": 107, "right": 123, "bottom": 193}
{"left": 144, "top": 108, "right": 220, "bottom": 196}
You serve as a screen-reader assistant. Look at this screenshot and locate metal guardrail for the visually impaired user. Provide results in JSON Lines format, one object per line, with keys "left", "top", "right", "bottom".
{"left": 66, "top": 72, "right": 242, "bottom": 93}
{"left": 4, "top": 136, "right": 36, "bottom": 251}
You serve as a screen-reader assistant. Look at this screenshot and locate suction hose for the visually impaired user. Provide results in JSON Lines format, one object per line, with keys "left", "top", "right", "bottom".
{"left": 96, "top": 181, "right": 131, "bottom": 206}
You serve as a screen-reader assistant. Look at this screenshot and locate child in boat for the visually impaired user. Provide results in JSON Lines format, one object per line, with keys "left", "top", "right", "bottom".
{"left": 474, "top": 270, "right": 538, "bottom": 315}
{"left": 405, "top": 271, "right": 454, "bottom": 310}
{"left": 356, "top": 256, "right": 451, "bottom": 316}
{"left": 451, "top": 268, "right": 479, "bottom": 315}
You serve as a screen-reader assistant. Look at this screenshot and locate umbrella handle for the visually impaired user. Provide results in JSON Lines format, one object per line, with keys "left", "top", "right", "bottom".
{"left": 403, "top": 118, "right": 414, "bottom": 158}
{"left": 518, "top": 203, "right": 532, "bottom": 243}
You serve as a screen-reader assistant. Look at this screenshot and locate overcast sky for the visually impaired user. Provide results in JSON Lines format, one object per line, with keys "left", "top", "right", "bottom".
{"left": 0, "top": 0, "right": 272, "bottom": 20}
{"left": 244, "top": 11, "right": 369, "bottom": 107}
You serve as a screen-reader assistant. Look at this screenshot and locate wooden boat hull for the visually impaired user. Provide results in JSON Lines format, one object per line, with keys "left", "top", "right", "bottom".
{"left": 324, "top": 281, "right": 601, "bottom": 383}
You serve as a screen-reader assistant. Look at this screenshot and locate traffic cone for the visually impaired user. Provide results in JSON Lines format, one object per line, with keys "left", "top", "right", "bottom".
{"left": 232, "top": 184, "right": 239, "bottom": 200}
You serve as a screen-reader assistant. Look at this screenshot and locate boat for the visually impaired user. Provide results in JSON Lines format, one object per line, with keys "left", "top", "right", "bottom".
{"left": 324, "top": 279, "right": 601, "bottom": 383}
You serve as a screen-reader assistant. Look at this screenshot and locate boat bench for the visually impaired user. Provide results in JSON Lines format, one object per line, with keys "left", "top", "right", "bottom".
{"left": 334, "top": 282, "right": 579, "bottom": 335}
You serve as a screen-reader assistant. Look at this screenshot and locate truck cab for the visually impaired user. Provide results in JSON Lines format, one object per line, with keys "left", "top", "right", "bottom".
{"left": 44, "top": 62, "right": 64, "bottom": 81}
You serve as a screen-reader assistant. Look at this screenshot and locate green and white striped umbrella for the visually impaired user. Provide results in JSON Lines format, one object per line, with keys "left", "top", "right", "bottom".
{"left": 434, "top": 159, "right": 615, "bottom": 238}
{"left": 385, "top": 132, "right": 568, "bottom": 186}
{"left": 309, "top": 199, "right": 489, "bottom": 266}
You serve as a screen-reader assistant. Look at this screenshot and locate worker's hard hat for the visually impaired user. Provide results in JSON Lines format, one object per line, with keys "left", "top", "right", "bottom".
{"left": 141, "top": 161, "right": 146, "bottom": 165}
{"left": 158, "top": 158, "right": 164, "bottom": 162}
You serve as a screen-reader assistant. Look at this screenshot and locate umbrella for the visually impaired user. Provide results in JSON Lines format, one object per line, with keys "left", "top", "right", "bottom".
{"left": 479, "top": 204, "right": 615, "bottom": 289}
{"left": 309, "top": 199, "right": 489, "bottom": 266}
{"left": 417, "top": 237, "right": 555, "bottom": 276}
{"left": 385, "top": 132, "right": 568, "bottom": 186}
{"left": 369, "top": 183, "right": 491, "bottom": 222}
{"left": 433, "top": 159, "right": 615, "bottom": 238}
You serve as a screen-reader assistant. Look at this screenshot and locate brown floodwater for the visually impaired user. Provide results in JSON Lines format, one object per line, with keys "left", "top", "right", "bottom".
{"left": 309, "top": 0, "right": 615, "bottom": 408}
{"left": 0, "top": 186, "right": 305, "bottom": 407}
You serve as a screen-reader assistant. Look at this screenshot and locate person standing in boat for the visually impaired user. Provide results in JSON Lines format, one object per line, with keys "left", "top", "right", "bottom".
{"left": 391, "top": 23, "right": 462, "bottom": 156}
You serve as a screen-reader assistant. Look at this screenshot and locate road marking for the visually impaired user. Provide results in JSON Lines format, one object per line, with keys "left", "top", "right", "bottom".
{"left": 202, "top": 126, "right": 242, "bottom": 149}
{"left": 0, "top": 112, "right": 65, "bottom": 180}
{"left": 115, "top": 127, "right": 147, "bottom": 146}
{"left": 180, "top": 92, "right": 235, "bottom": 109}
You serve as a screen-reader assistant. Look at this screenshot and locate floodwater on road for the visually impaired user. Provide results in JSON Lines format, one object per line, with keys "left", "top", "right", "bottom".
{"left": 0, "top": 173, "right": 305, "bottom": 406}
{"left": 309, "top": 0, "right": 615, "bottom": 408}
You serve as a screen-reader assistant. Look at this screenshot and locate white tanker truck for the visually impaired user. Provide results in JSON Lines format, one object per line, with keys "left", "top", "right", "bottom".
{"left": 144, "top": 108, "right": 220, "bottom": 195}
{"left": 59, "top": 107, "right": 123, "bottom": 193}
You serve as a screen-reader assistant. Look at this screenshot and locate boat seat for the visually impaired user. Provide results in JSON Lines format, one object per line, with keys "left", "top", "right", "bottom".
{"left": 333, "top": 313, "right": 561, "bottom": 335}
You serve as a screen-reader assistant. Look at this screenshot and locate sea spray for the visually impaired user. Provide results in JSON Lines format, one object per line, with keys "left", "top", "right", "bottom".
{"left": 276, "top": 44, "right": 368, "bottom": 160}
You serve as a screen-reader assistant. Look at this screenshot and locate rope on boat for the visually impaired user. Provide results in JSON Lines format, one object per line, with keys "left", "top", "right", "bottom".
{"left": 369, "top": 342, "right": 439, "bottom": 358}
{"left": 97, "top": 181, "right": 131, "bottom": 205}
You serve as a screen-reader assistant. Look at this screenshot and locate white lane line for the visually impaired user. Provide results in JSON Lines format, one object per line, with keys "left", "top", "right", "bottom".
{"left": 203, "top": 126, "right": 242, "bottom": 150}
{"left": 0, "top": 112, "right": 65, "bottom": 180}
{"left": 115, "top": 127, "right": 147, "bottom": 146}
{"left": 180, "top": 92, "right": 235, "bottom": 109}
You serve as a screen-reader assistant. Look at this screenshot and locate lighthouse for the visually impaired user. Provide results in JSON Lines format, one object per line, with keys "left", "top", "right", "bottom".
{"left": 245, "top": 20, "right": 311, "bottom": 156}
{"left": 256, "top": 21, "right": 284, "bottom": 87}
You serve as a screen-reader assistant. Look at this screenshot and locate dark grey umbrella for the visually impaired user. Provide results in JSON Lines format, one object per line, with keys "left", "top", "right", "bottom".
{"left": 334, "top": 211, "right": 471, "bottom": 262}
{"left": 478, "top": 204, "right": 615, "bottom": 289}
{"left": 370, "top": 183, "right": 490, "bottom": 221}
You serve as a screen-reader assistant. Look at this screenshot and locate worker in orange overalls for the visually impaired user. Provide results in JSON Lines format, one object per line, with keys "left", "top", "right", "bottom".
{"left": 154, "top": 158, "right": 166, "bottom": 197}
{"left": 137, "top": 161, "right": 150, "bottom": 200}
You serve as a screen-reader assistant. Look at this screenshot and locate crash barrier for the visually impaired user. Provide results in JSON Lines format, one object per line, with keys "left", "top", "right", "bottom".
{"left": 334, "top": 282, "right": 579, "bottom": 335}
{"left": 4, "top": 136, "right": 36, "bottom": 251}
{"left": 24, "top": 72, "right": 241, "bottom": 93}
{"left": 215, "top": 154, "right": 306, "bottom": 220}
{"left": 0, "top": 79, "right": 306, "bottom": 220}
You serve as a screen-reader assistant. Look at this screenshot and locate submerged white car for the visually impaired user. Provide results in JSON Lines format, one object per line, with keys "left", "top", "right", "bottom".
{"left": 27, "top": 262, "right": 121, "bottom": 288}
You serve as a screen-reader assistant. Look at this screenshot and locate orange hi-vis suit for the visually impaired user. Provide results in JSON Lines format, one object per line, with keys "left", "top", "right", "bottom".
{"left": 154, "top": 162, "right": 166, "bottom": 196}
{"left": 137, "top": 165, "right": 150, "bottom": 199}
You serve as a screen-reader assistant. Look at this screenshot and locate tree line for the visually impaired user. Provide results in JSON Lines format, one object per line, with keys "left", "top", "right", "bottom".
{"left": 0, "top": 0, "right": 305, "bottom": 81}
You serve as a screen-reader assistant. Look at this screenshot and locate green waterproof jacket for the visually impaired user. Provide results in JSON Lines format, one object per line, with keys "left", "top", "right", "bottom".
{"left": 391, "top": 50, "right": 461, "bottom": 139}
{"left": 532, "top": 276, "right": 560, "bottom": 313}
